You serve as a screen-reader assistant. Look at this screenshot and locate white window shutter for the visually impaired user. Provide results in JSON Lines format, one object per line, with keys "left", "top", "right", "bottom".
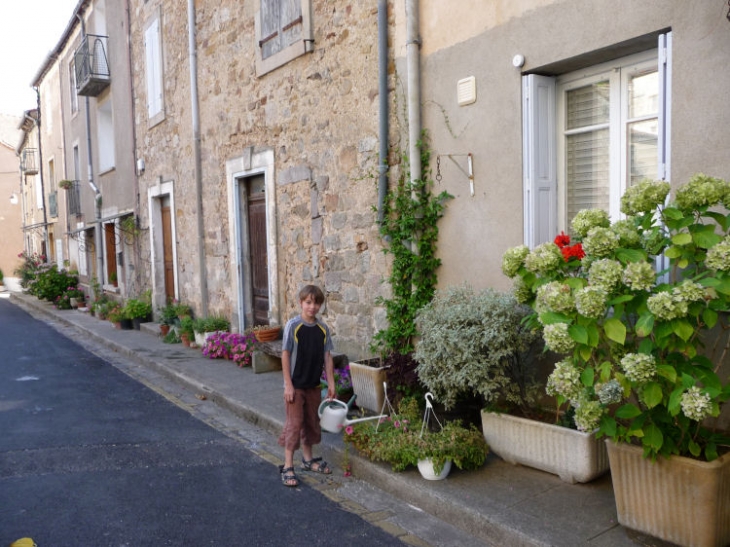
{"left": 658, "top": 32, "right": 672, "bottom": 182}
{"left": 145, "top": 19, "right": 162, "bottom": 117}
{"left": 523, "top": 74, "right": 557, "bottom": 248}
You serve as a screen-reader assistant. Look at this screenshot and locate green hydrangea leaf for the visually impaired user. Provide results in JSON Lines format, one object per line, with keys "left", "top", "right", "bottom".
{"left": 693, "top": 230, "right": 722, "bottom": 249}
{"left": 580, "top": 366, "right": 595, "bottom": 387}
{"left": 642, "top": 423, "right": 663, "bottom": 451}
{"left": 664, "top": 246, "right": 682, "bottom": 259}
{"left": 615, "top": 403, "right": 641, "bottom": 419}
{"left": 672, "top": 319, "right": 694, "bottom": 341}
{"left": 668, "top": 387, "right": 683, "bottom": 415}
{"left": 689, "top": 440, "right": 701, "bottom": 458}
{"left": 635, "top": 313, "right": 654, "bottom": 337}
{"left": 568, "top": 324, "right": 588, "bottom": 345}
{"left": 656, "top": 364, "right": 677, "bottom": 383}
{"left": 703, "top": 308, "right": 719, "bottom": 329}
{"left": 641, "top": 382, "right": 663, "bottom": 409}
{"left": 603, "top": 318, "right": 626, "bottom": 344}
{"left": 671, "top": 233, "right": 692, "bottom": 246}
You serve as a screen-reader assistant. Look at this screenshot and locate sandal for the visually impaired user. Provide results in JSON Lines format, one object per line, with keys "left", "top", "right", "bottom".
{"left": 279, "top": 465, "right": 300, "bottom": 487}
{"left": 301, "top": 457, "right": 332, "bottom": 475}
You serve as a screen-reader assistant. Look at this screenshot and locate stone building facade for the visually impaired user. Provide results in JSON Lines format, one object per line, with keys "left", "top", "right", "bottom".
{"left": 129, "top": 1, "right": 395, "bottom": 359}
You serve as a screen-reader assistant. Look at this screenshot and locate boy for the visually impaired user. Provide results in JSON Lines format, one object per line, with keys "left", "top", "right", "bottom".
{"left": 278, "top": 284, "right": 335, "bottom": 487}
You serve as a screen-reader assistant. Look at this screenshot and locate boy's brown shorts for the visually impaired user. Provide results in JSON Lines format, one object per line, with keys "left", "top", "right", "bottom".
{"left": 278, "top": 387, "right": 322, "bottom": 451}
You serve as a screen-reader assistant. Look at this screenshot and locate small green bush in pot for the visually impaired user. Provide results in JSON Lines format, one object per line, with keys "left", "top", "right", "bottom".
{"left": 503, "top": 174, "right": 730, "bottom": 461}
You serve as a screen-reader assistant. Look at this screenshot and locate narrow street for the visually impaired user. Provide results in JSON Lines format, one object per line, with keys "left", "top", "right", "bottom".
{"left": 0, "top": 300, "right": 408, "bottom": 546}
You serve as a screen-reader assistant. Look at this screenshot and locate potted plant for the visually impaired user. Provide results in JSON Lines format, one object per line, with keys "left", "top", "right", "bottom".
{"left": 0, "top": 268, "right": 5, "bottom": 290}
{"left": 158, "top": 300, "right": 178, "bottom": 336}
{"left": 321, "top": 365, "right": 354, "bottom": 403}
{"left": 193, "top": 314, "right": 231, "bottom": 346}
{"left": 348, "top": 356, "right": 389, "bottom": 414}
{"left": 107, "top": 304, "right": 125, "bottom": 329}
{"left": 251, "top": 323, "right": 281, "bottom": 343}
{"left": 124, "top": 297, "right": 153, "bottom": 330}
{"left": 502, "top": 175, "right": 730, "bottom": 546}
{"left": 179, "top": 316, "right": 194, "bottom": 347}
{"left": 58, "top": 179, "right": 74, "bottom": 190}
{"left": 414, "top": 285, "right": 609, "bottom": 483}
{"left": 344, "top": 397, "right": 488, "bottom": 478}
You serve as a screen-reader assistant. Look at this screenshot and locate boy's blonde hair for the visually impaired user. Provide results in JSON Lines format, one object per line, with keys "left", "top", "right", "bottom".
{"left": 299, "top": 284, "right": 325, "bottom": 304}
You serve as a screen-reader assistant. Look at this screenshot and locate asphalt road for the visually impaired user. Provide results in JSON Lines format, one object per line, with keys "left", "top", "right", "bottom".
{"left": 0, "top": 299, "right": 405, "bottom": 546}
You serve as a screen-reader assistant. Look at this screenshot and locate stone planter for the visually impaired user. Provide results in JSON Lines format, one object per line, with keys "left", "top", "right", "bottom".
{"left": 480, "top": 411, "right": 609, "bottom": 483}
{"left": 349, "top": 359, "right": 387, "bottom": 413}
{"left": 607, "top": 440, "right": 730, "bottom": 547}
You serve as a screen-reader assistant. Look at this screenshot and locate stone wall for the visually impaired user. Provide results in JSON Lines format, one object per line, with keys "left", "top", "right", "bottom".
{"left": 130, "top": 1, "right": 398, "bottom": 360}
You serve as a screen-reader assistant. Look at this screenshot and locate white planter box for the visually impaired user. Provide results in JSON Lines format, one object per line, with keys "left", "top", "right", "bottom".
{"left": 607, "top": 441, "right": 730, "bottom": 547}
{"left": 349, "top": 360, "right": 387, "bottom": 413}
{"left": 481, "top": 411, "right": 609, "bottom": 483}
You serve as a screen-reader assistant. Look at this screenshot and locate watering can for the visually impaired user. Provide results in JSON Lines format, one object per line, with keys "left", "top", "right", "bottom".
{"left": 318, "top": 396, "right": 386, "bottom": 433}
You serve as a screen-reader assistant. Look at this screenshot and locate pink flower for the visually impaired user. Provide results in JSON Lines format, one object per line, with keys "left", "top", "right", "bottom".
{"left": 345, "top": 425, "right": 354, "bottom": 435}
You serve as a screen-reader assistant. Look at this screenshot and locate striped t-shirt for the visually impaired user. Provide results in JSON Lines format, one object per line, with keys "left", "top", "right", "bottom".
{"left": 282, "top": 316, "right": 334, "bottom": 389}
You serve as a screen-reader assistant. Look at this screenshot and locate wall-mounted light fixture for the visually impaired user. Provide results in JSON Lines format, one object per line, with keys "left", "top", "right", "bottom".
{"left": 136, "top": 158, "right": 145, "bottom": 175}
{"left": 9, "top": 193, "right": 18, "bottom": 205}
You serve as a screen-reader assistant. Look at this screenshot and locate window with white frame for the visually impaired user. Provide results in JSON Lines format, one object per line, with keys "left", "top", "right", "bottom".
{"left": 144, "top": 15, "right": 164, "bottom": 123}
{"left": 256, "top": 0, "right": 313, "bottom": 76}
{"left": 523, "top": 33, "right": 671, "bottom": 247}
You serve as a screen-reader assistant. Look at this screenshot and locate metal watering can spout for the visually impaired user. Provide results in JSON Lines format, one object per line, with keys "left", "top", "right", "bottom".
{"left": 318, "top": 398, "right": 385, "bottom": 434}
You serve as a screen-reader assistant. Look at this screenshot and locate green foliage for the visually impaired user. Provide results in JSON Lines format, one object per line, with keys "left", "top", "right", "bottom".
{"left": 158, "top": 300, "right": 179, "bottom": 325}
{"left": 505, "top": 174, "right": 730, "bottom": 461}
{"left": 179, "top": 317, "right": 195, "bottom": 338}
{"left": 107, "top": 304, "right": 126, "bottom": 323}
{"left": 0, "top": 268, "right": 4, "bottom": 283}
{"left": 28, "top": 264, "right": 79, "bottom": 304}
{"left": 124, "top": 292, "right": 153, "bottom": 319}
{"left": 414, "top": 285, "right": 543, "bottom": 412}
{"left": 372, "top": 132, "right": 452, "bottom": 355}
{"left": 193, "top": 314, "right": 230, "bottom": 333}
{"left": 344, "top": 397, "right": 488, "bottom": 473}
{"left": 162, "top": 329, "right": 182, "bottom": 344}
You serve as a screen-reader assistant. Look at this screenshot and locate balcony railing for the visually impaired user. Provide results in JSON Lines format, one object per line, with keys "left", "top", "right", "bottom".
{"left": 67, "top": 180, "right": 82, "bottom": 215}
{"left": 74, "top": 34, "right": 110, "bottom": 97}
{"left": 20, "top": 148, "right": 39, "bottom": 175}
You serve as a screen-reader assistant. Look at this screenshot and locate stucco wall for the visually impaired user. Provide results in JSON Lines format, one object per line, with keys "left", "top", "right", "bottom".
{"left": 0, "top": 142, "right": 23, "bottom": 282}
{"left": 403, "top": 0, "right": 730, "bottom": 293}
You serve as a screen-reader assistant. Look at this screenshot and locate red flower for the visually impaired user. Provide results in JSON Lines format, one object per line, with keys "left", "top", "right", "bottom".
{"left": 561, "top": 243, "right": 585, "bottom": 262}
{"left": 554, "top": 231, "right": 571, "bottom": 248}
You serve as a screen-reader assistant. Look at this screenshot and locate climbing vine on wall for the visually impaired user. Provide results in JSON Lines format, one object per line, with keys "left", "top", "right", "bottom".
{"left": 372, "top": 131, "right": 453, "bottom": 356}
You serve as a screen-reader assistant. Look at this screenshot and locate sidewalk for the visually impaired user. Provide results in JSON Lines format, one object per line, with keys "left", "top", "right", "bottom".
{"left": 8, "top": 292, "right": 664, "bottom": 547}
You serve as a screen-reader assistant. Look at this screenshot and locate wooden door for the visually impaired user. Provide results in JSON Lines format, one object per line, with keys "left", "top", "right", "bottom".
{"left": 161, "top": 197, "right": 174, "bottom": 301}
{"left": 247, "top": 176, "right": 269, "bottom": 325}
{"left": 104, "top": 223, "right": 117, "bottom": 286}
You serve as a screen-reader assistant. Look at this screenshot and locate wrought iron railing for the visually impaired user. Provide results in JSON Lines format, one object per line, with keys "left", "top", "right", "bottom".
{"left": 67, "top": 180, "right": 82, "bottom": 216}
{"left": 21, "top": 148, "right": 39, "bottom": 175}
{"left": 74, "top": 34, "right": 110, "bottom": 96}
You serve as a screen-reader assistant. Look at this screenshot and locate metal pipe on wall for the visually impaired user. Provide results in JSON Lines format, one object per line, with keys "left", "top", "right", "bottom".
{"left": 406, "top": 0, "right": 421, "bottom": 187}
{"left": 188, "top": 0, "right": 209, "bottom": 317}
{"left": 377, "top": 0, "right": 389, "bottom": 224}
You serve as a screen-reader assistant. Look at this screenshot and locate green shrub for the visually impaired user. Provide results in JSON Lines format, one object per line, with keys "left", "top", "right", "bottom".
{"left": 124, "top": 298, "right": 152, "bottom": 319}
{"left": 414, "top": 285, "right": 543, "bottom": 412}
{"left": 29, "top": 265, "right": 79, "bottom": 303}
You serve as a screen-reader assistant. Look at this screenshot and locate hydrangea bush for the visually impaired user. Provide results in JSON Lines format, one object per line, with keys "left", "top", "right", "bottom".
{"left": 502, "top": 174, "right": 730, "bottom": 461}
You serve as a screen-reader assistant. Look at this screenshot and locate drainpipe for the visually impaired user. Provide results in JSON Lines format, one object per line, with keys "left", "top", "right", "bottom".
{"left": 406, "top": 0, "right": 422, "bottom": 188}
{"left": 29, "top": 100, "right": 50, "bottom": 259}
{"left": 188, "top": 0, "right": 209, "bottom": 317}
{"left": 77, "top": 12, "right": 104, "bottom": 286}
{"left": 377, "top": 0, "right": 389, "bottom": 224}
